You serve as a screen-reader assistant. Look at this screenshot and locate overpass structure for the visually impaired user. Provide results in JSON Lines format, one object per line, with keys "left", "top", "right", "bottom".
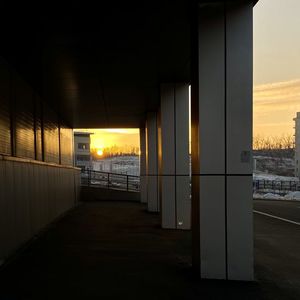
{"left": 0, "top": 0, "right": 258, "bottom": 281}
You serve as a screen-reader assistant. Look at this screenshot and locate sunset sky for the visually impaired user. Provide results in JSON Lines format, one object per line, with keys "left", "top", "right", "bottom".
{"left": 74, "top": 129, "right": 139, "bottom": 151}
{"left": 254, "top": 0, "right": 300, "bottom": 137}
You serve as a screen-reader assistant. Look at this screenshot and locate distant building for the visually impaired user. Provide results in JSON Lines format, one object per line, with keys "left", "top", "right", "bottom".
{"left": 74, "top": 132, "right": 92, "bottom": 170}
{"left": 294, "top": 112, "right": 300, "bottom": 178}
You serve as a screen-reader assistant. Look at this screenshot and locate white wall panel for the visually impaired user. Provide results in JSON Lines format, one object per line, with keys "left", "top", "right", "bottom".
{"left": 139, "top": 127, "right": 147, "bottom": 204}
{"left": 200, "top": 176, "right": 226, "bottom": 279}
{"left": 175, "top": 84, "right": 189, "bottom": 175}
{"left": 193, "top": 1, "right": 254, "bottom": 281}
{"left": 161, "top": 176, "right": 176, "bottom": 228}
{"left": 227, "top": 176, "right": 253, "bottom": 281}
{"left": 226, "top": 3, "right": 253, "bottom": 175}
{"left": 0, "top": 157, "right": 80, "bottom": 262}
{"left": 198, "top": 5, "right": 225, "bottom": 175}
{"left": 146, "top": 112, "right": 159, "bottom": 212}
{"left": 160, "top": 83, "right": 190, "bottom": 229}
{"left": 176, "top": 176, "right": 190, "bottom": 230}
{"left": 147, "top": 176, "right": 159, "bottom": 212}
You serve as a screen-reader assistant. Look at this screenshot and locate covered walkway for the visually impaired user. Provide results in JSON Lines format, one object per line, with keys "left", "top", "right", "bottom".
{"left": 0, "top": 200, "right": 288, "bottom": 300}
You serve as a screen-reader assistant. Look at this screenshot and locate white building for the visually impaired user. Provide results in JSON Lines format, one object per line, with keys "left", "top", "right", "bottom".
{"left": 74, "top": 132, "right": 92, "bottom": 170}
{"left": 294, "top": 112, "right": 300, "bottom": 178}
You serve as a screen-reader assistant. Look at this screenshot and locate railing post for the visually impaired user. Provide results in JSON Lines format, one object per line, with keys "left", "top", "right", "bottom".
{"left": 127, "top": 175, "right": 129, "bottom": 191}
{"left": 107, "top": 173, "right": 110, "bottom": 189}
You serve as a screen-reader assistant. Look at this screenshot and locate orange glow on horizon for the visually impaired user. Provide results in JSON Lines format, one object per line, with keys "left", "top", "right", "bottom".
{"left": 74, "top": 128, "right": 140, "bottom": 155}
{"left": 253, "top": 79, "right": 300, "bottom": 138}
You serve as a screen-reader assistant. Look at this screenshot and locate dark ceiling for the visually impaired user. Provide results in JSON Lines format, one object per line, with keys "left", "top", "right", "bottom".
{"left": 0, "top": 0, "right": 192, "bottom": 128}
{"left": 0, "top": 0, "right": 258, "bottom": 128}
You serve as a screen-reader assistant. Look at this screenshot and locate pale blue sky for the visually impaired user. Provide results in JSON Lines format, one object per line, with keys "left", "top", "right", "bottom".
{"left": 254, "top": 0, "right": 300, "bottom": 85}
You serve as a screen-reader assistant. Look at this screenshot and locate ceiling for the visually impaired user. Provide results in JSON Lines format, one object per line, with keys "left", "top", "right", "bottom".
{"left": 1, "top": 0, "right": 192, "bottom": 128}
{"left": 0, "top": 0, "right": 258, "bottom": 128}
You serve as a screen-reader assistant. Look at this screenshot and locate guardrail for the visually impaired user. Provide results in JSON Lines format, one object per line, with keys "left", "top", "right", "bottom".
{"left": 81, "top": 169, "right": 140, "bottom": 192}
{"left": 253, "top": 179, "right": 300, "bottom": 193}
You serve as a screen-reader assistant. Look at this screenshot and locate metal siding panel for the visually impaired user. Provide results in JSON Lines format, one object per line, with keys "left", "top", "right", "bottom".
{"left": 60, "top": 125, "right": 73, "bottom": 166}
{"left": 160, "top": 84, "right": 175, "bottom": 175}
{"left": 0, "top": 63, "right": 11, "bottom": 155}
{"left": 0, "top": 161, "right": 5, "bottom": 259}
{"left": 43, "top": 105, "right": 60, "bottom": 164}
{"left": 176, "top": 176, "right": 191, "bottom": 230}
{"left": 198, "top": 5, "right": 226, "bottom": 174}
{"left": 226, "top": 2, "right": 253, "bottom": 174}
{"left": 35, "top": 97, "right": 43, "bottom": 161}
{"left": 4, "top": 160, "right": 15, "bottom": 257}
{"left": 227, "top": 176, "right": 253, "bottom": 281}
{"left": 200, "top": 176, "right": 226, "bottom": 279}
{"left": 175, "top": 83, "right": 189, "bottom": 175}
{"left": 15, "top": 78, "right": 35, "bottom": 159}
{"left": 161, "top": 176, "right": 176, "bottom": 228}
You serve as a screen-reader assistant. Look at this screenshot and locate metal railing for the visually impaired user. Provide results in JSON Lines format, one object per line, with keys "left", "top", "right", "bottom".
{"left": 253, "top": 179, "right": 300, "bottom": 193}
{"left": 81, "top": 169, "right": 140, "bottom": 192}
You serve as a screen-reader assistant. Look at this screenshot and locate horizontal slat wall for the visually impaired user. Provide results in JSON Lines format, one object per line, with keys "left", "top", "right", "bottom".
{"left": 34, "top": 96, "right": 43, "bottom": 161}
{"left": 0, "top": 58, "right": 74, "bottom": 166}
{"left": 43, "top": 105, "right": 60, "bottom": 164}
{"left": 0, "top": 59, "right": 78, "bottom": 264}
{"left": 0, "top": 60, "right": 11, "bottom": 155}
{"left": 15, "top": 77, "right": 35, "bottom": 159}
{"left": 60, "top": 125, "right": 74, "bottom": 166}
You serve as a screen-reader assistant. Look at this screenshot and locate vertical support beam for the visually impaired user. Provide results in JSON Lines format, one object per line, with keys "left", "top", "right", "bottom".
{"left": 226, "top": 2, "right": 253, "bottom": 281}
{"left": 146, "top": 112, "right": 159, "bottom": 212}
{"left": 191, "top": 1, "right": 253, "bottom": 281}
{"left": 139, "top": 126, "right": 147, "bottom": 203}
{"left": 160, "top": 83, "right": 190, "bottom": 229}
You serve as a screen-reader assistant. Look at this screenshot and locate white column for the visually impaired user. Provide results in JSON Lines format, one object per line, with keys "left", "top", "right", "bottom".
{"left": 146, "top": 112, "right": 159, "bottom": 212}
{"left": 192, "top": 1, "right": 253, "bottom": 281}
{"left": 159, "top": 83, "right": 190, "bottom": 229}
{"left": 139, "top": 127, "right": 147, "bottom": 203}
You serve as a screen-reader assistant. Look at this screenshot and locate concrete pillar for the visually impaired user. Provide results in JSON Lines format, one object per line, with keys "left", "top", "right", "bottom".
{"left": 146, "top": 112, "right": 159, "bottom": 212}
{"left": 191, "top": 1, "right": 253, "bottom": 280}
{"left": 159, "top": 83, "right": 190, "bottom": 229}
{"left": 139, "top": 127, "right": 147, "bottom": 203}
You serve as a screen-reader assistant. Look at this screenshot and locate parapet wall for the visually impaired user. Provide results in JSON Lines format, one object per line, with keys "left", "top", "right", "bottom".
{"left": 0, "top": 156, "right": 81, "bottom": 264}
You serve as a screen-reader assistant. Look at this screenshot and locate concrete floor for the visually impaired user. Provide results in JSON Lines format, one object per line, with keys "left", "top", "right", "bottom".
{"left": 0, "top": 200, "right": 299, "bottom": 300}
{"left": 254, "top": 200, "right": 300, "bottom": 300}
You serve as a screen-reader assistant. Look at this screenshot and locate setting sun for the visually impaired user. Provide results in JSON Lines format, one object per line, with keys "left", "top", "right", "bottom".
{"left": 97, "top": 149, "right": 104, "bottom": 156}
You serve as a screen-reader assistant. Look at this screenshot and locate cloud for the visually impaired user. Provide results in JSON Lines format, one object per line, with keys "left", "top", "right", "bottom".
{"left": 254, "top": 79, "right": 300, "bottom": 137}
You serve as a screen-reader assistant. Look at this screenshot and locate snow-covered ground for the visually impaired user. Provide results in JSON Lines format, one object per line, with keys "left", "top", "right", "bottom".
{"left": 92, "top": 156, "right": 140, "bottom": 176}
{"left": 253, "top": 155, "right": 295, "bottom": 177}
{"left": 253, "top": 169, "right": 300, "bottom": 201}
{"left": 254, "top": 191, "right": 300, "bottom": 201}
{"left": 253, "top": 172, "right": 299, "bottom": 182}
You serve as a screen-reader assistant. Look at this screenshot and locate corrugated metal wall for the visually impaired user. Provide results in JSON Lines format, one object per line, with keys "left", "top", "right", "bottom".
{"left": 0, "top": 60, "right": 12, "bottom": 155}
{"left": 60, "top": 125, "right": 74, "bottom": 166}
{"left": 0, "top": 60, "right": 73, "bottom": 166}
{"left": 43, "top": 105, "right": 60, "bottom": 164}
{"left": 15, "top": 77, "right": 35, "bottom": 159}
{"left": 34, "top": 96, "right": 43, "bottom": 161}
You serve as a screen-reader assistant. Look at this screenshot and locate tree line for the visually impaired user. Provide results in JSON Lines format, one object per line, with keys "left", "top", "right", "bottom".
{"left": 253, "top": 134, "right": 295, "bottom": 159}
